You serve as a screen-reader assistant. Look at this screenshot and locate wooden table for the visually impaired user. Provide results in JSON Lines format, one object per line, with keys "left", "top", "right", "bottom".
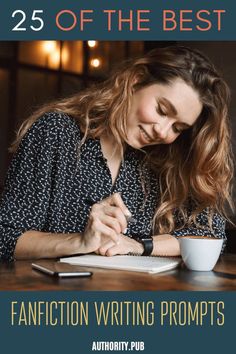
{"left": 0, "top": 254, "right": 236, "bottom": 291}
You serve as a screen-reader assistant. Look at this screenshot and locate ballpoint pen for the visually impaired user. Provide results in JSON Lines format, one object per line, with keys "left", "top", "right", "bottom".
{"left": 123, "top": 213, "right": 137, "bottom": 234}
{"left": 125, "top": 214, "right": 137, "bottom": 224}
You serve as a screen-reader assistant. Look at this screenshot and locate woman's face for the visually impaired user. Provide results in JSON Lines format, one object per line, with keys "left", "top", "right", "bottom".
{"left": 126, "top": 79, "right": 203, "bottom": 148}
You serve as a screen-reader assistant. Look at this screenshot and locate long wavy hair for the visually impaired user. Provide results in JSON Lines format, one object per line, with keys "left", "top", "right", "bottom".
{"left": 10, "top": 46, "right": 234, "bottom": 234}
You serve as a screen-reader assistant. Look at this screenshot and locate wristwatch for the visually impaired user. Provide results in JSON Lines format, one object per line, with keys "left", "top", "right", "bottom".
{"left": 137, "top": 237, "right": 153, "bottom": 256}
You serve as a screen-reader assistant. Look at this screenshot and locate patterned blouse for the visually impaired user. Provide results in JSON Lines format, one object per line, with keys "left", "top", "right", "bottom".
{"left": 0, "top": 112, "right": 226, "bottom": 262}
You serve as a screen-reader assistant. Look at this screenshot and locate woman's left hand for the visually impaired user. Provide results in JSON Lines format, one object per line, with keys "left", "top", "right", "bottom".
{"left": 95, "top": 234, "right": 181, "bottom": 257}
{"left": 95, "top": 234, "right": 143, "bottom": 256}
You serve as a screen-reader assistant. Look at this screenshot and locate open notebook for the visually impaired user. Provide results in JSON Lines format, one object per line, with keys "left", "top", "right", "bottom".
{"left": 60, "top": 254, "right": 181, "bottom": 274}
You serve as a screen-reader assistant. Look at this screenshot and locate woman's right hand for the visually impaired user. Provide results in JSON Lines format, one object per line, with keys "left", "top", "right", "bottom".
{"left": 81, "top": 193, "right": 131, "bottom": 253}
{"left": 14, "top": 193, "right": 131, "bottom": 260}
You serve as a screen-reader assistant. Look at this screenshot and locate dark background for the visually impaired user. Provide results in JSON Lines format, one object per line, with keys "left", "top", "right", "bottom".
{"left": 0, "top": 41, "right": 235, "bottom": 251}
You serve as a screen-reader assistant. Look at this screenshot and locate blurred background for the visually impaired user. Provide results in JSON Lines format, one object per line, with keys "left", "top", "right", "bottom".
{"left": 0, "top": 40, "right": 235, "bottom": 251}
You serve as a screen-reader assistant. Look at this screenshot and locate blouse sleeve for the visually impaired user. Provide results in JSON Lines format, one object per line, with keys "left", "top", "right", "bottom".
{"left": 0, "top": 112, "right": 81, "bottom": 262}
{"left": 171, "top": 208, "right": 226, "bottom": 240}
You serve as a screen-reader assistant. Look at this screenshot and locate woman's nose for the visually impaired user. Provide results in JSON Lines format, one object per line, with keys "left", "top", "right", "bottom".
{"left": 153, "top": 122, "right": 169, "bottom": 140}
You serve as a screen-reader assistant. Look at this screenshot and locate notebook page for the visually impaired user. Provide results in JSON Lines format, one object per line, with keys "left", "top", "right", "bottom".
{"left": 60, "top": 254, "right": 181, "bottom": 274}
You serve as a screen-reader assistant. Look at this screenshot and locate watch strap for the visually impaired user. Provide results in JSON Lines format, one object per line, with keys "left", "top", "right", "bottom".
{"left": 138, "top": 237, "right": 153, "bottom": 256}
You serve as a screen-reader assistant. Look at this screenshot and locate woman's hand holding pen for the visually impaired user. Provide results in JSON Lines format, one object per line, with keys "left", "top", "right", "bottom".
{"left": 14, "top": 192, "right": 132, "bottom": 259}
{"left": 81, "top": 193, "right": 130, "bottom": 253}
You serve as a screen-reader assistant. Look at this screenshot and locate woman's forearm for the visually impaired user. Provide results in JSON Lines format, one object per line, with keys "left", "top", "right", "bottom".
{"left": 14, "top": 231, "right": 181, "bottom": 260}
{"left": 129, "top": 234, "right": 180, "bottom": 256}
{"left": 14, "top": 230, "right": 86, "bottom": 260}
{"left": 98, "top": 233, "right": 181, "bottom": 257}
{"left": 152, "top": 234, "right": 180, "bottom": 256}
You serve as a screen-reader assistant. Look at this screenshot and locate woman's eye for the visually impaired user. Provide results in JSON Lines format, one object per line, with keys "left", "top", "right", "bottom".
{"left": 156, "top": 104, "right": 167, "bottom": 116}
{"left": 173, "top": 125, "right": 182, "bottom": 134}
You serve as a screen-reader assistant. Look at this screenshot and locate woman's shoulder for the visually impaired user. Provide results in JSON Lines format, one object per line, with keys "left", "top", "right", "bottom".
{"left": 34, "top": 111, "right": 80, "bottom": 132}
{"left": 24, "top": 111, "right": 82, "bottom": 143}
{"left": 18, "top": 112, "right": 82, "bottom": 153}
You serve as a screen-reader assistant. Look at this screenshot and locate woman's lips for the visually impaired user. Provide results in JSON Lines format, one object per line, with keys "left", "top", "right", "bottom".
{"left": 139, "top": 126, "right": 153, "bottom": 143}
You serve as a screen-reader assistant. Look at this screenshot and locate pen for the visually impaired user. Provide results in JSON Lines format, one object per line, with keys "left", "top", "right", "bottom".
{"left": 125, "top": 214, "right": 137, "bottom": 224}
{"left": 123, "top": 213, "right": 137, "bottom": 234}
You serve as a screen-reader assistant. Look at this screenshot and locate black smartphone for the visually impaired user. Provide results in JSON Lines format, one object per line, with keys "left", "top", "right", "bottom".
{"left": 32, "top": 260, "right": 93, "bottom": 278}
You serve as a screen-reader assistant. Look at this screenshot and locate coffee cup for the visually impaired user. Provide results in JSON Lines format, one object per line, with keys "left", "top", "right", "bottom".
{"left": 178, "top": 236, "right": 223, "bottom": 271}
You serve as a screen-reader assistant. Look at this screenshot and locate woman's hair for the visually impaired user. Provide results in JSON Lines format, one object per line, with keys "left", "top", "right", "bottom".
{"left": 10, "top": 45, "right": 234, "bottom": 233}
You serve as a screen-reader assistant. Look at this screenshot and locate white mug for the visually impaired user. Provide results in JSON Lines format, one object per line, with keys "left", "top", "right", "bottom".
{"left": 178, "top": 237, "right": 224, "bottom": 271}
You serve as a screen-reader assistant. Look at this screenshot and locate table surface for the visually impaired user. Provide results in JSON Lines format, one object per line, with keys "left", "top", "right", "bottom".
{"left": 0, "top": 254, "right": 236, "bottom": 291}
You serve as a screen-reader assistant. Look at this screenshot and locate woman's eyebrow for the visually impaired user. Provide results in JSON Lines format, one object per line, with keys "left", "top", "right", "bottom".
{"left": 159, "top": 97, "right": 177, "bottom": 116}
{"left": 159, "top": 97, "right": 192, "bottom": 128}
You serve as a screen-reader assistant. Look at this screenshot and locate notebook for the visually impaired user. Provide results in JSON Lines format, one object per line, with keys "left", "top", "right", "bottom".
{"left": 60, "top": 254, "right": 181, "bottom": 274}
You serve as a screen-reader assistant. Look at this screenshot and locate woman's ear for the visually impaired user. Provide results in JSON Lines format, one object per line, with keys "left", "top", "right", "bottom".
{"left": 130, "top": 74, "right": 142, "bottom": 94}
{"left": 130, "top": 66, "right": 149, "bottom": 93}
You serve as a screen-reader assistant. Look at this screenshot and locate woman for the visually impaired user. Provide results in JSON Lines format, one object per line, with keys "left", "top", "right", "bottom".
{"left": 0, "top": 46, "right": 233, "bottom": 262}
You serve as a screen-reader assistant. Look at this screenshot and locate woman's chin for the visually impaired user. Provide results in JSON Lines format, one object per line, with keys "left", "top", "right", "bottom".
{"left": 127, "top": 140, "right": 143, "bottom": 149}
{"left": 126, "top": 132, "right": 147, "bottom": 149}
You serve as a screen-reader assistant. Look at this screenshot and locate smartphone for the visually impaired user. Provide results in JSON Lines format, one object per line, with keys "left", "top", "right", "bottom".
{"left": 32, "top": 260, "right": 93, "bottom": 278}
